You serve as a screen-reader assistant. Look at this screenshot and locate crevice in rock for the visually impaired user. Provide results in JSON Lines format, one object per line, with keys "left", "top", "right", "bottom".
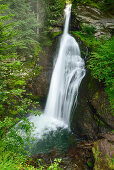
{"left": 87, "top": 101, "right": 113, "bottom": 130}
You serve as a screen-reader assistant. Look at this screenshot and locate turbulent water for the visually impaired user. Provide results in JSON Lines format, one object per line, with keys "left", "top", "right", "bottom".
{"left": 28, "top": 4, "right": 85, "bottom": 141}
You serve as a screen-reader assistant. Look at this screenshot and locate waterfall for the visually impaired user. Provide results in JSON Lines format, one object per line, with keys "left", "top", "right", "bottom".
{"left": 28, "top": 4, "right": 85, "bottom": 139}
{"left": 44, "top": 4, "right": 85, "bottom": 127}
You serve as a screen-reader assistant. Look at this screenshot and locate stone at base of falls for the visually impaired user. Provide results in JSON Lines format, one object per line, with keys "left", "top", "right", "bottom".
{"left": 27, "top": 140, "right": 94, "bottom": 170}
{"left": 26, "top": 131, "right": 113, "bottom": 170}
{"left": 92, "top": 132, "right": 114, "bottom": 170}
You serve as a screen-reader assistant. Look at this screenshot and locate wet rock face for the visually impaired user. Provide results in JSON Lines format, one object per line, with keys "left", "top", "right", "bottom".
{"left": 28, "top": 46, "right": 53, "bottom": 102}
{"left": 27, "top": 36, "right": 60, "bottom": 106}
{"left": 91, "top": 89, "right": 114, "bottom": 129}
{"left": 71, "top": 70, "right": 114, "bottom": 139}
{"left": 70, "top": 5, "right": 114, "bottom": 139}
{"left": 71, "top": 71, "right": 97, "bottom": 139}
{"left": 72, "top": 5, "right": 114, "bottom": 37}
{"left": 93, "top": 133, "right": 114, "bottom": 170}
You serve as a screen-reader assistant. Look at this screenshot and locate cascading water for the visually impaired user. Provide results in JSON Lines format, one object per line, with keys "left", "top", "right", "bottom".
{"left": 28, "top": 4, "right": 85, "bottom": 140}
{"left": 45, "top": 4, "right": 85, "bottom": 127}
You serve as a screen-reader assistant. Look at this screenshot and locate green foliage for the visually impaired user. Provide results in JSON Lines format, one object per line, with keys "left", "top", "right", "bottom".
{"left": 92, "top": 145, "right": 101, "bottom": 161}
{"left": 106, "top": 155, "right": 114, "bottom": 169}
{"left": 0, "top": 1, "right": 62, "bottom": 169}
{"left": 1, "top": 0, "right": 42, "bottom": 81}
{"left": 2, "top": 0, "right": 39, "bottom": 57}
{"left": 81, "top": 25, "right": 95, "bottom": 36}
{"left": 0, "top": 119, "right": 33, "bottom": 153}
{"left": 0, "top": 151, "right": 37, "bottom": 169}
{"left": 0, "top": 3, "right": 40, "bottom": 168}
{"left": 0, "top": 3, "right": 18, "bottom": 117}
{"left": 102, "top": 0, "right": 114, "bottom": 14}
{"left": 37, "top": 158, "right": 62, "bottom": 170}
{"left": 38, "top": 0, "right": 66, "bottom": 46}
{"left": 0, "top": 151, "right": 25, "bottom": 170}
{"left": 72, "top": 25, "right": 96, "bottom": 48}
{"left": 0, "top": 2, "right": 41, "bottom": 120}
{"left": 73, "top": 24, "right": 114, "bottom": 111}
{"left": 87, "top": 161, "right": 94, "bottom": 168}
{"left": 44, "top": 0, "right": 65, "bottom": 28}
{"left": 88, "top": 37, "right": 114, "bottom": 110}
{"left": 0, "top": 117, "right": 37, "bottom": 169}
{"left": 47, "top": 159, "right": 62, "bottom": 170}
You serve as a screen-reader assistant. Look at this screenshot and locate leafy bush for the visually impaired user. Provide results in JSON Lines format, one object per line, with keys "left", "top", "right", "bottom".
{"left": 47, "top": 159, "right": 62, "bottom": 170}
{"left": 72, "top": 25, "right": 96, "bottom": 48}
{"left": 81, "top": 25, "right": 95, "bottom": 36}
{"left": 2, "top": 0, "right": 39, "bottom": 57}
{"left": 0, "top": 151, "right": 37, "bottom": 170}
{"left": 88, "top": 37, "right": 114, "bottom": 110}
{"left": 72, "top": 25, "right": 114, "bottom": 111}
{"left": 0, "top": 2, "right": 40, "bottom": 123}
{"left": 0, "top": 117, "right": 36, "bottom": 169}
{"left": 37, "top": 158, "right": 62, "bottom": 170}
{"left": 44, "top": 0, "right": 65, "bottom": 26}
{"left": 0, "top": 3, "right": 41, "bottom": 169}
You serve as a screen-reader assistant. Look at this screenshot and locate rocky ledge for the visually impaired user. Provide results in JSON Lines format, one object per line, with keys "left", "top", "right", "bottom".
{"left": 72, "top": 5, "right": 114, "bottom": 37}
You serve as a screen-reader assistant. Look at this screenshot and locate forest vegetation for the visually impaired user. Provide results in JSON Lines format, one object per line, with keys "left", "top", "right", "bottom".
{"left": 0, "top": 0, "right": 113, "bottom": 169}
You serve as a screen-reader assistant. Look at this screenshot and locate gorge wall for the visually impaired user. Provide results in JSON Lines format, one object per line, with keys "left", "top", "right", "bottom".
{"left": 71, "top": 3, "right": 114, "bottom": 139}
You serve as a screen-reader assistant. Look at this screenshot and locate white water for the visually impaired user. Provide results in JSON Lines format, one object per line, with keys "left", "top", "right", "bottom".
{"left": 28, "top": 4, "right": 85, "bottom": 139}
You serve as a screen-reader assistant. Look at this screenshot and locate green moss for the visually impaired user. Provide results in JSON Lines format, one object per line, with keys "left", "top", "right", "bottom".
{"left": 106, "top": 155, "right": 114, "bottom": 169}
{"left": 92, "top": 141, "right": 114, "bottom": 169}
{"left": 92, "top": 144, "right": 101, "bottom": 161}
{"left": 95, "top": 116, "right": 105, "bottom": 126}
{"left": 87, "top": 161, "right": 94, "bottom": 168}
{"left": 94, "top": 92, "right": 99, "bottom": 99}
{"left": 72, "top": 31, "right": 95, "bottom": 49}
{"left": 51, "top": 31, "right": 62, "bottom": 38}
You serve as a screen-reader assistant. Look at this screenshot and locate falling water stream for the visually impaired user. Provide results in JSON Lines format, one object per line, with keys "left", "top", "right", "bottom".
{"left": 22, "top": 4, "right": 85, "bottom": 154}
{"left": 45, "top": 4, "right": 85, "bottom": 127}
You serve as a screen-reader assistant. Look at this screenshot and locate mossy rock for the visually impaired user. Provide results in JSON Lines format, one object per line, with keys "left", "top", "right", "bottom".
{"left": 92, "top": 134, "right": 114, "bottom": 170}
